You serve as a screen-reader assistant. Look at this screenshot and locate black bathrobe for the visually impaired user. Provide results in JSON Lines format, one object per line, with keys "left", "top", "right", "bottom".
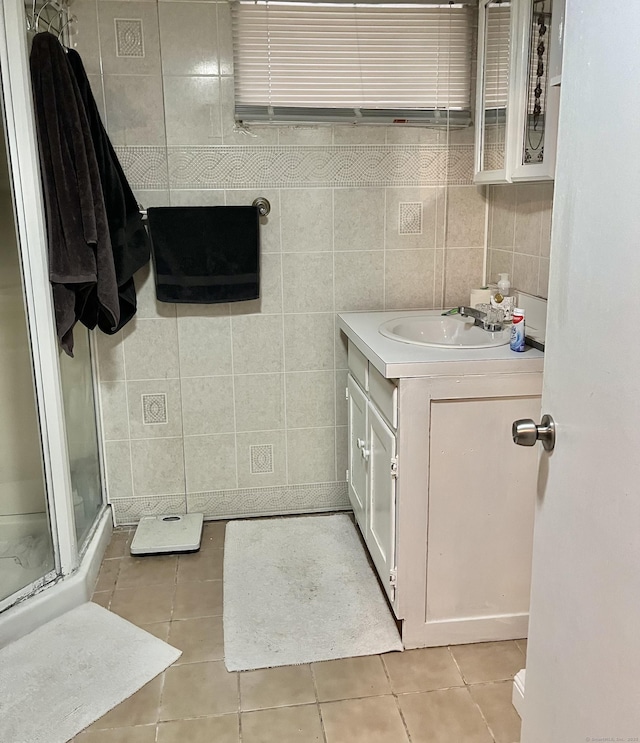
{"left": 67, "top": 49, "right": 150, "bottom": 333}
{"left": 30, "top": 32, "right": 119, "bottom": 355}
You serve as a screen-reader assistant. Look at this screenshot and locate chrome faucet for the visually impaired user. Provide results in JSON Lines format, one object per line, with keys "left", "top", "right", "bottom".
{"left": 457, "top": 306, "right": 503, "bottom": 332}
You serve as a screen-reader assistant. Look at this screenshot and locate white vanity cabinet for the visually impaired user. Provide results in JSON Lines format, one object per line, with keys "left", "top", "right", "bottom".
{"left": 340, "top": 310, "right": 545, "bottom": 649}
{"left": 347, "top": 345, "right": 398, "bottom": 607}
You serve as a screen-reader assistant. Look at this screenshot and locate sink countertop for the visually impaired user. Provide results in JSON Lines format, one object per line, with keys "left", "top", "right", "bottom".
{"left": 338, "top": 310, "right": 545, "bottom": 379}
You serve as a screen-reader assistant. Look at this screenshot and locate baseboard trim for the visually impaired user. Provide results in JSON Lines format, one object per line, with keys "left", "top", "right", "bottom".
{"left": 402, "top": 613, "right": 530, "bottom": 649}
{"left": 512, "top": 668, "right": 526, "bottom": 718}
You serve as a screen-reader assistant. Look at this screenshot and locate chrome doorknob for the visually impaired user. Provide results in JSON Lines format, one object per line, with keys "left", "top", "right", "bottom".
{"left": 512, "top": 414, "right": 556, "bottom": 451}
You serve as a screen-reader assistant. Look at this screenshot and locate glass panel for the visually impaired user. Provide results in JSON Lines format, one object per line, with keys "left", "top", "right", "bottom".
{"left": 522, "top": 0, "right": 552, "bottom": 165}
{"left": 59, "top": 329, "right": 103, "bottom": 547}
{"left": 0, "top": 92, "right": 55, "bottom": 603}
{"left": 482, "top": 1, "right": 511, "bottom": 172}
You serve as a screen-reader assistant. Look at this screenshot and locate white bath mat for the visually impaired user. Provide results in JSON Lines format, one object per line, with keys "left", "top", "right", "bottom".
{"left": 0, "top": 602, "right": 181, "bottom": 743}
{"left": 223, "top": 513, "right": 403, "bottom": 671}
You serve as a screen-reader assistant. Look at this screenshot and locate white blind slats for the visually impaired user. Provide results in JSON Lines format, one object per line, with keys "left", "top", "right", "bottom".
{"left": 483, "top": 5, "right": 510, "bottom": 110}
{"left": 231, "top": 0, "right": 475, "bottom": 122}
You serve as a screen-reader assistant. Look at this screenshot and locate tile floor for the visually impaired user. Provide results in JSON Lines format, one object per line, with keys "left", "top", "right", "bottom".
{"left": 76, "top": 521, "right": 527, "bottom": 743}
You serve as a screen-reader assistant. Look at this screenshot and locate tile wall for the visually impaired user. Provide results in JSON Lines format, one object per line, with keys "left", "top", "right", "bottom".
{"left": 74, "top": 0, "right": 491, "bottom": 523}
{"left": 487, "top": 183, "right": 554, "bottom": 299}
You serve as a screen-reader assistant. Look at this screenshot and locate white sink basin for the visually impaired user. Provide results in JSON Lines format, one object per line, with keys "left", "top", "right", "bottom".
{"left": 378, "top": 314, "right": 511, "bottom": 349}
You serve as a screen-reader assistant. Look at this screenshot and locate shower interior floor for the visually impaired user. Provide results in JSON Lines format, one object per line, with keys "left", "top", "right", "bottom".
{"left": 0, "top": 514, "right": 53, "bottom": 602}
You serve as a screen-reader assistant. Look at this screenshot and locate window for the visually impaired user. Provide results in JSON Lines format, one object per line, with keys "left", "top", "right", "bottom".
{"left": 231, "top": 0, "right": 476, "bottom": 126}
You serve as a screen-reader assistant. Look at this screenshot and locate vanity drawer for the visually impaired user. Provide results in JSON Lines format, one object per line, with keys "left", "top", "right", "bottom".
{"left": 348, "top": 343, "right": 369, "bottom": 392}
{"left": 369, "top": 365, "right": 397, "bottom": 429}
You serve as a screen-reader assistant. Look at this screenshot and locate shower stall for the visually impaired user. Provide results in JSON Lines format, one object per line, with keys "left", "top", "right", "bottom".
{"left": 0, "top": 0, "right": 111, "bottom": 644}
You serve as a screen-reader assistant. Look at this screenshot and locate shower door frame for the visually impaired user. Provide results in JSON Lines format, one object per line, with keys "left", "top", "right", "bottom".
{"left": 0, "top": 0, "right": 100, "bottom": 610}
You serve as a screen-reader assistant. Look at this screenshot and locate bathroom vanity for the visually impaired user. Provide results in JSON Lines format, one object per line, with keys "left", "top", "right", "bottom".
{"left": 338, "top": 310, "right": 544, "bottom": 649}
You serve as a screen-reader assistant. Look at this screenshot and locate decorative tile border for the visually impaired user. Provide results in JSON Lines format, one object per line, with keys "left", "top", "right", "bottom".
{"left": 111, "top": 483, "right": 349, "bottom": 523}
{"left": 115, "top": 144, "right": 475, "bottom": 191}
{"left": 116, "top": 146, "right": 169, "bottom": 190}
{"left": 187, "top": 481, "right": 350, "bottom": 520}
{"left": 111, "top": 495, "right": 187, "bottom": 526}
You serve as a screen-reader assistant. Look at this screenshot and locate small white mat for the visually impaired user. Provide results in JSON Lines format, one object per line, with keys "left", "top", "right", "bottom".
{"left": 223, "top": 514, "right": 403, "bottom": 671}
{"left": 0, "top": 602, "right": 181, "bottom": 743}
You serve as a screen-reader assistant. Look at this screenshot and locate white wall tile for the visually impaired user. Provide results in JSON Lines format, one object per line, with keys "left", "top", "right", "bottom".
{"left": 286, "top": 427, "right": 336, "bottom": 484}
{"left": 131, "top": 437, "right": 185, "bottom": 495}
{"left": 335, "top": 425, "right": 348, "bottom": 482}
{"left": 333, "top": 188, "right": 385, "bottom": 251}
{"left": 445, "top": 186, "right": 487, "bottom": 248}
{"left": 163, "top": 76, "right": 222, "bottom": 146}
{"left": 178, "top": 312, "right": 232, "bottom": 377}
{"left": 512, "top": 253, "right": 540, "bottom": 296}
{"left": 282, "top": 253, "right": 334, "bottom": 313}
{"left": 443, "top": 247, "right": 484, "bottom": 308}
{"left": 231, "top": 315, "right": 284, "bottom": 374}
{"left": 334, "top": 251, "right": 384, "bottom": 311}
{"left": 278, "top": 126, "right": 333, "bottom": 146}
{"left": 285, "top": 371, "right": 335, "bottom": 429}
{"left": 104, "top": 440, "right": 133, "bottom": 500}
{"left": 95, "top": 329, "right": 125, "bottom": 381}
{"left": 158, "top": 1, "right": 218, "bottom": 76}
{"left": 134, "top": 264, "right": 176, "bottom": 319}
{"left": 100, "top": 381, "right": 129, "bottom": 440}
{"left": 216, "top": 0, "right": 234, "bottom": 77}
{"left": 284, "top": 313, "right": 334, "bottom": 372}
{"left": 184, "top": 433, "right": 237, "bottom": 492}
{"left": 123, "top": 317, "right": 179, "bottom": 379}
{"left": 280, "top": 189, "right": 333, "bottom": 253}
{"left": 181, "top": 376, "right": 235, "bottom": 435}
{"left": 385, "top": 249, "right": 436, "bottom": 310}
{"left": 234, "top": 373, "right": 284, "bottom": 432}
{"left": 104, "top": 74, "right": 166, "bottom": 146}
{"left": 170, "top": 189, "right": 226, "bottom": 207}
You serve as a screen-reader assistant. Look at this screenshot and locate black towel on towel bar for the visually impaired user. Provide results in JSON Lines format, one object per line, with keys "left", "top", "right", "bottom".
{"left": 147, "top": 206, "right": 260, "bottom": 304}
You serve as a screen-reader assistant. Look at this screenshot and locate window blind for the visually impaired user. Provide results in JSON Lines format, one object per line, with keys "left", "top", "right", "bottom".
{"left": 231, "top": 0, "right": 476, "bottom": 125}
{"left": 483, "top": 3, "right": 510, "bottom": 110}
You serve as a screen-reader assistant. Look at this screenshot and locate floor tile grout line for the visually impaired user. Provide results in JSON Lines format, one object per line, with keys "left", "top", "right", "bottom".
{"left": 309, "top": 662, "right": 329, "bottom": 743}
{"left": 379, "top": 654, "right": 414, "bottom": 743}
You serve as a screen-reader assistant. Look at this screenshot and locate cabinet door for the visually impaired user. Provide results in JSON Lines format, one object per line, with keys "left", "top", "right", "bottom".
{"left": 367, "top": 402, "right": 397, "bottom": 602}
{"left": 347, "top": 374, "right": 367, "bottom": 531}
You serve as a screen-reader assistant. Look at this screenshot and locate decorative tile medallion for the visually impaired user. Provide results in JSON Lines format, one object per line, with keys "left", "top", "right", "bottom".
{"left": 115, "top": 18, "right": 145, "bottom": 58}
{"left": 250, "top": 444, "right": 274, "bottom": 474}
{"left": 142, "top": 393, "right": 168, "bottom": 425}
{"left": 399, "top": 201, "right": 423, "bottom": 235}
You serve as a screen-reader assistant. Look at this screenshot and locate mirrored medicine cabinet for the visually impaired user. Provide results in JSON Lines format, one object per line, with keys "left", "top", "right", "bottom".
{"left": 475, "top": 0, "right": 564, "bottom": 184}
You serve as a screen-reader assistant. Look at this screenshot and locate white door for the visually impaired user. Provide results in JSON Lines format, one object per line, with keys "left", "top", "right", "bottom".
{"left": 347, "top": 375, "right": 367, "bottom": 530}
{"left": 367, "top": 403, "right": 397, "bottom": 602}
{"left": 521, "top": 2, "right": 640, "bottom": 740}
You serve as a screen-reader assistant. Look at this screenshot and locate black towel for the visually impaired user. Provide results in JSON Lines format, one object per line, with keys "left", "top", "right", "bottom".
{"left": 29, "top": 32, "right": 119, "bottom": 355}
{"left": 66, "top": 49, "right": 150, "bottom": 333}
{"left": 147, "top": 206, "right": 260, "bottom": 304}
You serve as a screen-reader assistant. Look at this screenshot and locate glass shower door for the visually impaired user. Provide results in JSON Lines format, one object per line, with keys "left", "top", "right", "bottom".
{"left": 0, "top": 100, "right": 55, "bottom": 605}
{"left": 59, "top": 329, "right": 104, "bottom": 548}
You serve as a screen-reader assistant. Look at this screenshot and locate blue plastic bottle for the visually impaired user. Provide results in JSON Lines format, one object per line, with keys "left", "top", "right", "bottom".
{"left": 510, "top": 308, "right": 525, "bottom": 352}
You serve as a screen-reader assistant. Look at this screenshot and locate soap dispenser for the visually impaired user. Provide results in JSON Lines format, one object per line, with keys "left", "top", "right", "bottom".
{"left": 491, "top": 273, "right": 514, "bottom": 320}
{"left": 497, "top": 273, "right": 510, "bottom": 297}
